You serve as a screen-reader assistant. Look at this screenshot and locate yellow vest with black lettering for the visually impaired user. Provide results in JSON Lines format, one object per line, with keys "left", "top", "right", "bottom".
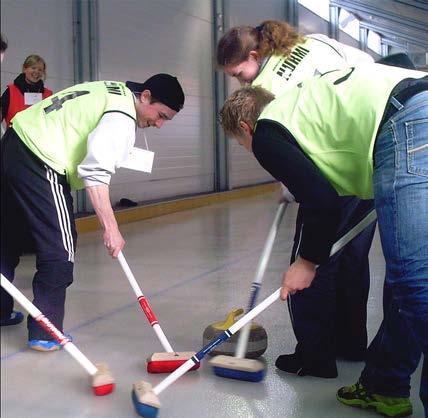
{"left": 252, "top": 35, "right": 369, "bottom": 96}
{"left": 256, "top": 64, "right": 425, "bottom": 198}
{"left": 12, "top": 81, "right": 136, "bottom": 190}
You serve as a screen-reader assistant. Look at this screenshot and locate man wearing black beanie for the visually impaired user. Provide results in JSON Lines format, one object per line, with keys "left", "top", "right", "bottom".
{"left": 127, "top": 73, "right": 184, "bottom": 108}
{"left": 0, "top": 73, "right": 185, "bottom": 350}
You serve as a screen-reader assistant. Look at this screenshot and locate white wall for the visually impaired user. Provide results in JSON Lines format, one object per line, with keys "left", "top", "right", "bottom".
{"left": 97, "top": 0, "right": 215, "bottom": 205}
{"left": 1, "top": 0, "right": 215, "bottom": 207}
{"left": 0, "top": 0, "right": 74, "bottom": 96}
{"left": 298, "top": 4, "right": 329, "bottom": 35}
{"left": 1, "top": 0, "right": 75, "bottom": 205}
{"left": 225, "top": 0, "right": 284, "bottom": 189}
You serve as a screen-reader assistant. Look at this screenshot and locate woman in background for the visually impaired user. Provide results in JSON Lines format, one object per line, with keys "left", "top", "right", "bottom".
{"left": 1, "top": 54, "right": 52, "bottom": 326}
{"left": 2, "top": 54, "right": 52, "bottom": 127}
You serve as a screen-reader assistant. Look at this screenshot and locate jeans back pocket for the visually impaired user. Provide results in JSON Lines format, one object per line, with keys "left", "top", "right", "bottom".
{"left": 406, "top": 118, "right": 428, "bottom": 177}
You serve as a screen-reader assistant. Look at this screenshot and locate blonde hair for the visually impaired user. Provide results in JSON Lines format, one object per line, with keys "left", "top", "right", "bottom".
{"left": 219, "top": 86, "right": 275, "bottom": 137}
{"left": 22, "top": 54, "right": 47, "bottom": 80}
{"left": 217, "top": 20, "right": 305, "bottom": 67}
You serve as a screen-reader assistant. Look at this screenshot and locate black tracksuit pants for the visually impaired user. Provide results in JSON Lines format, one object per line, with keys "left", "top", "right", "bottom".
{"left": 288, "top": 196, "right": 376, "bottom": 365}
{"left": 1, "top": 129, "right": 77, "bottom": 340}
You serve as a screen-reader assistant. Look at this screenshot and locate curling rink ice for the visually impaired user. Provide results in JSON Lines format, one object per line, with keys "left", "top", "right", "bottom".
{"left": 1, "top": 191, "right": 424, "bottom": 418}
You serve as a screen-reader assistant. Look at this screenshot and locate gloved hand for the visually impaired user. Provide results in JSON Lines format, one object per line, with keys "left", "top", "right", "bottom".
{"left": 279, "top": 183, "right": 295, "bottom": 203}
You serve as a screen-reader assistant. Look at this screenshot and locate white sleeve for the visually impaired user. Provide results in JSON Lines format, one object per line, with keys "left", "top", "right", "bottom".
{"left": 77, "top": 112, "right": 136, "bottom": 187}
{"left": 280, "top": 183, "right": 295, "bottom": 203}
{"left": 337, "top": 42, "right": 374, "bottom": 65}
{"left": 308, "top": 33, "right": 374, "bottom": 65}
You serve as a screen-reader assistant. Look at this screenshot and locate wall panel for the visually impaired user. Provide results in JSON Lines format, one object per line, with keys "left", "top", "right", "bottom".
{"left": 225, "top": 0, "right": 284, "bottom": 189}
{"left": 1, "top": 0, "right": 76, "bottom": 207}
{"left": 0, "top": 0, "right": 74, "bottom": 95}
{"left": 298, "top": 4, "right": 329, "bottom": 35}
{"left": 97, "top": 0, "right": 215, "bottom": 204}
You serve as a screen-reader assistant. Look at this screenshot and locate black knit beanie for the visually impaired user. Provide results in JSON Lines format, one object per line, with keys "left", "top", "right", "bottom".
{"left": 126, "top": 74, "right": 185, "bottom": 112}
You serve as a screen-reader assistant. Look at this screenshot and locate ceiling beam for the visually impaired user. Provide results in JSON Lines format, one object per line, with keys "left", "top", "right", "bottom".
{"left": 360, "top": 21, "right": 428, "bottom": 49}
{"left": 330, "top": 0, "right": 428, "bottom": 32}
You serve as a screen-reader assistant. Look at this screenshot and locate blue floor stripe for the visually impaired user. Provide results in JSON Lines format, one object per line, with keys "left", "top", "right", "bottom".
{"left": 1, "top": 240, "right": 287, "bottom": 361}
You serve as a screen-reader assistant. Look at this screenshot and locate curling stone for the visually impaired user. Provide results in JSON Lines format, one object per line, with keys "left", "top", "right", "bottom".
{"left": 203, "top": 308, "right": 267, "bottom": 359}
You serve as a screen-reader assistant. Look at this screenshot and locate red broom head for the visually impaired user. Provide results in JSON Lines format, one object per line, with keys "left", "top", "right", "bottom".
{"left": 92, "top": 383, "right": 115, "bottom": 396}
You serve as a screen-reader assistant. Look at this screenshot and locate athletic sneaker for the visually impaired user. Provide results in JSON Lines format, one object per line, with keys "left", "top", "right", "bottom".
{"left": 337, "top": 381, "right": 413, "bottom": 417}
{"left": 0, "top": 311, "right": 24, "bottom": 326}
{"left": 28, "top": 334, "right": 73, "bottom": 352}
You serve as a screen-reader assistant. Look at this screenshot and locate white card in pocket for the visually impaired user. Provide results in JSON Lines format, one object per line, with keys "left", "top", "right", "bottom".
{"left": 120, "top": 147, "right": 154, "bottom": 173}
{"left": 24, "top": 92, "right": 43, "bottom": 105}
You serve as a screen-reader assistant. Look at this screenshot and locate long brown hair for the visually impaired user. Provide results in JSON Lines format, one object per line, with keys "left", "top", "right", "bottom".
{"left": 217, "top": 20, "right": 305, "bottom": 67}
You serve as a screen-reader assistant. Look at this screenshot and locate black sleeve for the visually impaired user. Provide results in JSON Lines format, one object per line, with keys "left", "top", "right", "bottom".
{"left": 252, "top": 120, "right": 341, "bottom": 264}
{"left": 1, "top": 87, "right": 10, "bottom": 121}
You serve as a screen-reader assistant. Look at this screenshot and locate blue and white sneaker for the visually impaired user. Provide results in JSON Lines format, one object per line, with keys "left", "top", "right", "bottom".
{"left": 28, "top": 334, "right": 73, "bottom": 352}
{"left": 0, "top": 311, "right": 24, "bottom": 326}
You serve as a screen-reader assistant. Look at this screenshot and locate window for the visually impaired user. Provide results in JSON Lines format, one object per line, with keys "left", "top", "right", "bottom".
{"left": 339, "top": 8, "right": 360, "bottom": 41}
{"left": 298, "top": 0, "right": 330, "bottom": 21}
{"left": 368, "top": 30, "right": 382, "bottom": 55}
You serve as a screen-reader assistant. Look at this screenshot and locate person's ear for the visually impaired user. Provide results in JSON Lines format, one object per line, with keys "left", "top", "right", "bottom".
{"left": 239, "top": 120, "right": 253, "bottom": 136}
{"left": 140, "top": 90, "right": 152, "bottom": 104}
{"left": 248, "top": 50, "right": 260, "bottom": 63}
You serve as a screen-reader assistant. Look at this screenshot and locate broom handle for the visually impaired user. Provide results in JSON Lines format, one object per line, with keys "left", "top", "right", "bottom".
{"left": 235, "top": 207, "right": 377, "bottom": 358}
{"left": 117, "top": 251, "right": 175, "bottom": 353}
{"left": 153, "top": 207, "right": 378, "bottom": 395}
{"left": 330, "top": 209, "right": 377, "bottom": 255}
{"left": 154, "top": 288, "right": 281, "bottom": 395}
{"left": 230, "top": 210, "right": 377, "bottom": 341}
{"left": 0, "top": 274, "right": 98, "bottom": 376}
{"left": 235, "top": 202, "right": 287, "bottom": 358}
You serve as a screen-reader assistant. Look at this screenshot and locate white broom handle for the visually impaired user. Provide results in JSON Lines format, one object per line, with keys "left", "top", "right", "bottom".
{"left": 235, "top": 202, "right": 287, "bottom": 358}
{"left": 0, "top": 274, "right": 98, "bottom": 376}
{"left": 117, "top": 251, "right": 174, "bottom": 353}
{"left": 152, "top": 208, "right": 378, "bottom": 395}
{"left": 235, "top": 324, "right": 252, "bottom": 359}
{"left": 228, "top": 289, "right": 281, "bottom": 335}
{"left": 117, "top": 251, "right": 145, "bottom": 298}
{"left": 235, "top": 208, "right": 376, "bottom": 359}
{"left": 224, "top": 211, "right": 377, "bottom": 350}
{"left": 330, "top": 209, "right": 377, "bottom": 256}
{"left": 251, "top": 202, "right": 287, "bottom": 286}
{"left": 154, "top": 288, "right": 282, "bottom": 395}
{"left": 64, "top": 344, "right": 98, "bottom": 375}
{"left": 152, "top": 324, "right": 174, "bottom": 353}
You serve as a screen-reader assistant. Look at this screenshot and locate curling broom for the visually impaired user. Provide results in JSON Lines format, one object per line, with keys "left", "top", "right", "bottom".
{"left": 131, "top": 208, "right": 377, "bottom": 416}
{"left": 118, "top": 251, "right": 197, "bottom": 373}
{"left": 1, "top": 273, "right": 115, "bottom": 396}
{"left": 210, "top": 202, "right": 286, "bottom": 381}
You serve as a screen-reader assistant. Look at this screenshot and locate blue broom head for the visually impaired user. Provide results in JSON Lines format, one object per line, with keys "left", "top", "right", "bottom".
{"left": 212, "top": 366, "right": 265, "bottom": 382}
{"left": 132, "top": 389, "right": 159, "bottom": 418}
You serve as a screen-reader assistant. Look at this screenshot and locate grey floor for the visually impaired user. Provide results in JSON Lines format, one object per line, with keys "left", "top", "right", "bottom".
{"left": 1, "top": 192, "right": 424, "bottom": 418}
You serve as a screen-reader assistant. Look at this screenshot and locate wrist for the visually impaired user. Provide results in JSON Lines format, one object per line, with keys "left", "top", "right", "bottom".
{"left": 296, "top": 256, "right": 318, "bottom": 271}
{"left": 103, "top": 222, "right": 119, "bottom": 232}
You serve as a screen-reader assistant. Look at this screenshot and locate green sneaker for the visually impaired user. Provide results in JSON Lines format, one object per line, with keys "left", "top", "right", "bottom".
{"left": 337, "top": 381, "right": 413, "bottom": 417}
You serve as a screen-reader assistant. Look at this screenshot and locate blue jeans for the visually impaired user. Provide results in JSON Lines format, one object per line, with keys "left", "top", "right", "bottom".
{"left": 360, "top": 90, "right": 428, "bottom": 414}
